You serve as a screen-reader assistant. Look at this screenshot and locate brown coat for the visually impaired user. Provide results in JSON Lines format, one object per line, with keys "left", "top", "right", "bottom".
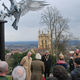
{"left": 31, "top": 60, "right": 45, "bottom": 80}
{"left": 20, "top": 56, "right": 32, "bottom": 80}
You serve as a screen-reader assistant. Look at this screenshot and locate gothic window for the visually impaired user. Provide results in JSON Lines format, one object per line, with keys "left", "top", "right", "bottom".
{"left": 45, "top": 40, "right": 47, "bottom": 48}
{"left": 42, "top": 40, "right": 43, "bottom": 48}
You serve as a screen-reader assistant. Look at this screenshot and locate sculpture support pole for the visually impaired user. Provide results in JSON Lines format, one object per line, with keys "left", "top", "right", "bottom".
{"left": 0, "top": 20, "right": 7, "bottom": 61}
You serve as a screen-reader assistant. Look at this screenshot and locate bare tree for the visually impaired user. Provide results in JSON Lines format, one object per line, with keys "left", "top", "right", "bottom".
{"left": 41, "top": 7, "right": 69, "bottom": 60}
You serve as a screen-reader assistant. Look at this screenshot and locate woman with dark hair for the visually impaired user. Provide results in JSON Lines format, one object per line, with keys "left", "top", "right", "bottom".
{"left": 53, "top": 65, "right": 71, "bottom": 80}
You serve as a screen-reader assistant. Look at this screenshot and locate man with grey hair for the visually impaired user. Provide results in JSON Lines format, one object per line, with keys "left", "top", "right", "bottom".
{"left": 12, "top": 66, "right": 26, "bottom": 80}
{"left": 0, "top": 61, "right": 8, "bottom": 80}
{"left": 20, "top": 51, "right": 32, "bottom": 80}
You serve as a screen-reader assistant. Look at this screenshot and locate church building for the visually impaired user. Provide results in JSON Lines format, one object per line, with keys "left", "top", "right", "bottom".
{"left": 38, "top": 30, "right": 52, "bottom": 49}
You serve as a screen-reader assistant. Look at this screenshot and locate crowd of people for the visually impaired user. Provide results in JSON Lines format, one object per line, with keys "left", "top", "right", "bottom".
{"left": 0, "top": 49, "right": 80, "bottom": 80}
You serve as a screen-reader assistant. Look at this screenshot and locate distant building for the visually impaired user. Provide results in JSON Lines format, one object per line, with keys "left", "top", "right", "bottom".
{"left": 38, "top": 30, "right": 52, "bottom": 49}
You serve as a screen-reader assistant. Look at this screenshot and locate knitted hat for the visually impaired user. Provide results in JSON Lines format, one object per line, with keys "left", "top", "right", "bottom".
{"left": 35, "top": 53, "right": 41, "bottom": 60}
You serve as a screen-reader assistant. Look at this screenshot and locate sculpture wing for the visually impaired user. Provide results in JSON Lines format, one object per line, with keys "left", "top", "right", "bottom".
{"left": 9, "top": 0, "right": 12, "bottom": 4}
{"left": 7, "top": 0, "right": 48, "bottom": 30}
{"left": 29, "top": 1, "right": 49, "bottom": 11}
{"left": 18, "top": 0, "right": 30, "bottom": 16}
{"left": 19, "top": 0, "right": 48, "bottom": 16}
{"left": 9, "top": 0, "right": 17, "bottom": 5}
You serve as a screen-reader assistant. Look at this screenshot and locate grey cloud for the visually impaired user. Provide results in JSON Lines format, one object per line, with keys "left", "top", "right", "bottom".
{"left": 2, "top": 0, "right": 80, "bottom": 41}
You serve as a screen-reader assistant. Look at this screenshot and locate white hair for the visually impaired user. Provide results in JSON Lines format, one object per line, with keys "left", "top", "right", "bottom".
{"left": 27, "top": 51, "right": 32, "bottom": 55}
{"left": 12, "top": 66, "right": 26, "bottom": 80}
{"left": 0, "top": 61, "right": 8, "bottom": 73}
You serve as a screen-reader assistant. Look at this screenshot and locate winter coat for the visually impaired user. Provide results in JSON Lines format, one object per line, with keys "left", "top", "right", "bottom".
{"left": 20, "top": 56, "right": 32, "bottom": 80}
{"left": 56, "top": 60, "right": 68, "bottom": 69}
{"left": 69, "top": 59, "right": 74, "bottom": 71}
{"left": 42, "top": 55, "right": 52, "bottom": 72}
{"left": 71, "top": 66, "right": 80, "bottom": 80}
{"left": 31, "top": 60, "right": 45, "bottom": 80}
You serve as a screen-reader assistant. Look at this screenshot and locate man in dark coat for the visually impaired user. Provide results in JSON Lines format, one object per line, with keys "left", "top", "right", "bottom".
{"left": 71, "top": 58, "right": 80, "bottom": 80}
{"left": 42, "top": 50, "right": 52, "bottom": 78}
{"left": 69, "top": 57, "right": 74, "bottom": 72}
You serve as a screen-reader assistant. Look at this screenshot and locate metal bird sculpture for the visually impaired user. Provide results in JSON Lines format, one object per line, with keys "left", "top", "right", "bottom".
{"left": 2, "top": 0, "right": 48, "bottom": 30}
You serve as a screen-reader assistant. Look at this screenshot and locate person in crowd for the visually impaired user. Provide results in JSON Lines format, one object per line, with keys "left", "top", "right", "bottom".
{"left": 42, "top": 50, "right": 52, "bottom": 78}
{"left": 71, "top": 58, "right": 80, "bottom": 80}
{"left": 31, "top": 53, "right": 45, "bottom": 80}
{"left": 20, "top": 51, "right": 32, "bottom": 80}
{"left": 53, "top": 65, "right": 71, "bottom": 80}
{"left": 0, "top": 61, "right": 8, "bottom": 80}
{"left": 12, "top": 66, "right": 26, "bottom": 80}
{"left": 73, "top": 49, "right": 80, "bottom": 59}
{"left": 75, "top": 49, "right": 79, "bottom": 56}
{"left": 69, "top": 57, "right": 74, "bottom": 72}
{"left": 56, "top": 53, "right": 68, "bottom": 69}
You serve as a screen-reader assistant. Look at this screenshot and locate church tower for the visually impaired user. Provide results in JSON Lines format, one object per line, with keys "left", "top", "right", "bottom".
{"left": 38, "top": 30, "right": 52, "bottom": 49}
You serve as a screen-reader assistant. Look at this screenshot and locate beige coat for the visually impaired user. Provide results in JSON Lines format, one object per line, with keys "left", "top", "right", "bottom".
{"left": 20, "top": 56, "right": 32, "bottom": 80}
{"left": 31, "top": 60, "right": 45, "bottom": 80}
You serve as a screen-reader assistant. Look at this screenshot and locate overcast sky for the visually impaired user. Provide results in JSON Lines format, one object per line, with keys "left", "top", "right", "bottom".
{"left": 0, "top": 0, "right": 80, "bottom": 41}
